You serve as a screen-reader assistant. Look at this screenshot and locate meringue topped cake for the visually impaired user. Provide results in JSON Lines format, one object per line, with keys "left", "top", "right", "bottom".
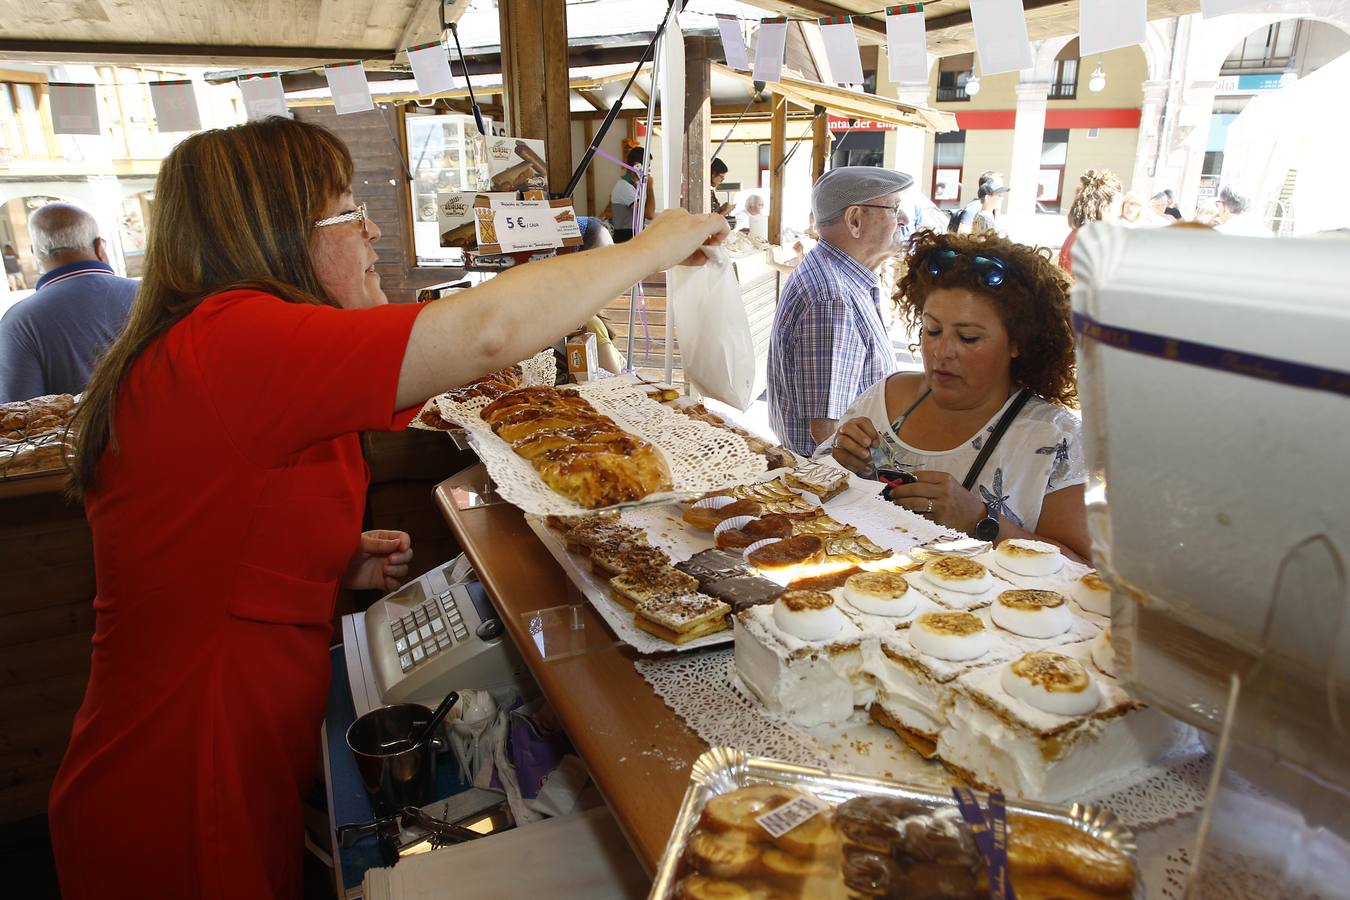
{"left": 993, "top": 538, "right": 1065, "bottom": 577}
{"left": 1071, "top": 571, "right": 1112, "bottom": 617}
{"left": 990, "top": 590, "right": 1073, "bottom": 640}
{"left": 734, "top": 590, "right": 869, "bottom": 728}
{"left": 939, "top": 644, "right": 1191, "bottom": 802}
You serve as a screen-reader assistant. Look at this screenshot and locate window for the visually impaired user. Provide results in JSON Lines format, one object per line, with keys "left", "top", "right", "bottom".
{"left": 1051, "top": 40, "right": 1079, "bottom": 100}
{"left": 830, "top": 130, "right": 884, "bottom": 169}
{"left": 406, "top": 111, "right": 489, "bottom": 265}
{"left": 758, "top": 143, "right": 770, "bottom": 187}
{"left": 1203, "top": 150, "right": 1224, "bottom": 176}
{"left": 937, "top": 53, "right": 974, "bottom": 102}
{"left": 1037, "top": 129, "right": 1069, "bottom": 212}
{"left": 932, "top": 131, "right": 965, "bottom": 207}
{"left": 1221, "top": 21, "right": 1300, "bottom": 73}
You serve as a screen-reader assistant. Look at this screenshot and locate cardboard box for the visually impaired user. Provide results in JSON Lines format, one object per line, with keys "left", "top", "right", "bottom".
{"left": 565, "top": 331, "right": 598, "bottom": 384}
{"left": 437, "top": 191, "right": 514, "bottom": 249}
{"left": 481, "top": 135, "right": 548, "bottom": 193}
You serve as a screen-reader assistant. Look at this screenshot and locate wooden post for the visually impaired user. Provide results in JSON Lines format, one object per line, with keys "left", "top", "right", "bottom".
{"left": 683, "top": 36, "right": 713, "bottom": 214}
{"left": 768, "top": 93, "right": 787, "bottom": 245}
{"left": 498, "top": 0, "right": 572, "bottom": 193}
{"left": 812, "top": 107, "right": 831, "bottom": 183}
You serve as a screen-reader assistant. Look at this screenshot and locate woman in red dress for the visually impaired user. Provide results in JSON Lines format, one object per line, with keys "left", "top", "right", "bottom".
{"left": 49, "top": 117, "right": 725, "bottom": 899}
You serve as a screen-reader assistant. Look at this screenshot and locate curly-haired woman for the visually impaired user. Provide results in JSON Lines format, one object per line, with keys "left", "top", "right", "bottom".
{"left": 819, "top": 230, "right": 1089, "bottom": 561}
{"left": 1059, "top": 168, "right": 1124, "bottom": 275}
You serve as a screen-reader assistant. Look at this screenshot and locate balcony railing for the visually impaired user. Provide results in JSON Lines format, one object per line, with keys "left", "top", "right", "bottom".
{"left": 936, "top": 85, "right": 970, "bottom": 102}
{"left": 1048, "top": 81, "right": 1077, "bottom": 100}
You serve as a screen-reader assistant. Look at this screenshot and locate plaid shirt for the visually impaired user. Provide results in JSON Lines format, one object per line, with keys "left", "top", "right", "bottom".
{"left": 767, "top": 239, "right": 896, "bottom": 456}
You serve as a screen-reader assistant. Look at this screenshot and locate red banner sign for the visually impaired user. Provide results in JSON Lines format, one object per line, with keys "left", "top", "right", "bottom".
{"left": 827, "top": 115, "right": 900, "bottom": 132}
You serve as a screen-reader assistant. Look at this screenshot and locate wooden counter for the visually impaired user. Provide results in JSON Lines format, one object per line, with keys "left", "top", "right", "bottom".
{"left": 433, "top": 464, "right": 706, "bottom": 873}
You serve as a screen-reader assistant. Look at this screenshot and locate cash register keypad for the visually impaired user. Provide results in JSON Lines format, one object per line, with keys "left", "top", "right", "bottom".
{"left": 394, "top": 590, "right": 470, "bottom": 673}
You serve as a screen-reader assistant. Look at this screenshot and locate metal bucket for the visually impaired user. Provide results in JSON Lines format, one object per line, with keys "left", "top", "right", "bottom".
{"left": 346, "top": 703, "right": 443, "bottom": 817}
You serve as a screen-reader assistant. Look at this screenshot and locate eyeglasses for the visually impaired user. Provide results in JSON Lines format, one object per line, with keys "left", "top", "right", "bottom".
{"left": 314, "top": 202, "right": 369, "bottom": 236}
{"left": 925, "top": 248, "right": 1008, "bottom": 287}
{"left": 854, "top": 203, "right": 903, "bottom": 219}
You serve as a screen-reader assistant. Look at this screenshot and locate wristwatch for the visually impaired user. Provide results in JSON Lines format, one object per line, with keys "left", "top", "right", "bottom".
{"left": 972, "top": 510, "right": 1000, "bottom": 542}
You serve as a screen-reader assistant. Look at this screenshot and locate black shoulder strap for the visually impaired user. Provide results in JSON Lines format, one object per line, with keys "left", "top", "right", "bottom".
{"left": 962, "top": 388, "right": 1032, "bottom": 492}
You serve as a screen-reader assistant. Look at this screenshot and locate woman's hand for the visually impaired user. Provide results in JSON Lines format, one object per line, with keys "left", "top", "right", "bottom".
{"left": 831, "top": 417, "right": 880, "bottom": 476}
{"left": 634, "top": 209, "right": 730, "bottom": 269}
{"left": 887, "top": 471, "right": 985, "bottom": 533}
{"left": 344, "top": 530, "right": 414, "bottom": 593}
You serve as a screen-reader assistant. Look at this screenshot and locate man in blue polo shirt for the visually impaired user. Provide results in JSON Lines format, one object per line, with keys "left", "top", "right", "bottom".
{"left": 767, "top": 167, "right": 911, "bottom": 457}
{"left": 0, "top": 203, "right": 136, "bottom": 402}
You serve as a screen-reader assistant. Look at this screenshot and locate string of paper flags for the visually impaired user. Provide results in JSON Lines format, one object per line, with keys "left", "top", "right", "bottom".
{"left": 45, "top": 0, "right": 1265, "bottom": 138}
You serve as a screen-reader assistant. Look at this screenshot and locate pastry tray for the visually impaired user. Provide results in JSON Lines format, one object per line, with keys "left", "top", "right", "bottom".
{"left": 524, "top": 513, "right": 734, "bottom": 655}
{"left": 649, "top": 746, "right": 1142, "bottom": 899}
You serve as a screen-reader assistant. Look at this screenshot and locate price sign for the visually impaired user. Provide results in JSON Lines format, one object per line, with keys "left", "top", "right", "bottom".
{"left": 482, "top": 199, "right": 565, "bottom": 253}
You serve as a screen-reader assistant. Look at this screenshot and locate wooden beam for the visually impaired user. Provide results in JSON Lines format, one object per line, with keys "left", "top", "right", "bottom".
{"left": 397, "top": 0, "right": 471, "bottom": 53}
{"left": 578, "top": 90, "right": 609, "bottom": 113}
{"left": 769, "top": 93, "right": 787, "bottom": 245}
{"left": 0, "top": 39, "right": 395, "bottom": 68}
{"left": 499, "top": 0, "right": 573, "bottom": 193}
{"left": 684, "top": 37, "right": 713, "bottom": 215}
{"left": 812, "top": 108, "right": 830, "bottom": 182}
{"left": 630, "top": 81, "right": 651, "bottom": 106}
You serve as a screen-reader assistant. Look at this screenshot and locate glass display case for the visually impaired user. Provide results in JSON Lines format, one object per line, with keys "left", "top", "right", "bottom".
{"left": 406, "top": 112, "right": 489, "bottom": 264}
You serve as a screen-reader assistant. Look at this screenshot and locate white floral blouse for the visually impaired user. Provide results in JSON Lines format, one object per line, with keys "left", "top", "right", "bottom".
{"left": 814, "top": 379, "right": 1086, "bottom": 531}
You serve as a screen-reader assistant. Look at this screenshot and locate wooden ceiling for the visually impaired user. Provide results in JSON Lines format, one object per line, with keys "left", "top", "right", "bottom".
{"left": 0, "top": 0, "right": 1203, "bottom": 68}
{"left": 0, "top": 0, "right": 470, "bottom": 68}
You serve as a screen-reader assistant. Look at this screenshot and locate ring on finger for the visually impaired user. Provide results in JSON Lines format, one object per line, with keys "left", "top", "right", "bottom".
{"left": 924, "top": 499, "right": 934, "bottom": 514}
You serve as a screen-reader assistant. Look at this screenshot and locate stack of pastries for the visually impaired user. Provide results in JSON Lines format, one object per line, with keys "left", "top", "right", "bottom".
{"left": 672, "top": 785, "right": 1137, "bottom": 899}
{"left": 482, "top": 386, "right": 673, "bottom": 509}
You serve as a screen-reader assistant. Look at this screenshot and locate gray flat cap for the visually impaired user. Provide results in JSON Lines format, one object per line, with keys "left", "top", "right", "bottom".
{"left": 812, "top": 166, "right": 915, "bottom": 223}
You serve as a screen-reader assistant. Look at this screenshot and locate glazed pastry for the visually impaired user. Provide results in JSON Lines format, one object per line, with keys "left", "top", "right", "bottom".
{"left": 1007, "top": 814, "right": 1136, "bottom": 895}
{"left": 701, "top": 785, "right": 806, "bottom": 835}
{"left": 922, "top": 556, "right": 994, "bottom": 594}
{"left": 684, "top": 830, "right": 761, "bottom": 879}
{"left": 747, "top": 535, "right": 825, "bottom": 571}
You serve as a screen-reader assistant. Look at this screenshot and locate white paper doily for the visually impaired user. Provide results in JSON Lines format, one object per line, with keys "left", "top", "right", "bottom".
{"left": 411, "top": 349, "right": 558, "bottom": 431}
{"left": 634, "top": 647, "right": 1211, "bottom": 829}
{"left": 439, "top": 376, "right": 765, "bottom": 515}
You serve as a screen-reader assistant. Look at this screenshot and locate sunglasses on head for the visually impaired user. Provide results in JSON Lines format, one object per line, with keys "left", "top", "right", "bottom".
{"left": 925, "top": 248, "right": 1008, "bottom": 287}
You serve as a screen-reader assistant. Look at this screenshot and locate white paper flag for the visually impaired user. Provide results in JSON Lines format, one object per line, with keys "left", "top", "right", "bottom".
{"left": 818, "top": 18, "right": 865, "bottom": 86}
{"left": 324, "top": 61, "right": 374, "bottom": 115}
{"left": 716, "top": 14, "right": 750, "bottom": 71}
{"left": 885, "top": 5, "right": 929, "bottom": 85}
{"left": 149, "top": 80, "right": 201, "bottom": 133}
{"left": 239, "top": 74, "right": 291, "bottom": 120}
{"left": 407, "top": 40, "right": 456, "bottom": 96}
{"left": 49, "top": 83, "right": 101, "bottom": 135}
{"left": 753, "top": 17, "right": 789, "bottom": 84}
{"left": 1201, "top": 0, "right": 1274, "bottom": 17}
{"left": 968, "top": 0, "right": 1033, "bottom": 75}
{"left": 1079, "top": 0, "right": 1146, "bottom": 57}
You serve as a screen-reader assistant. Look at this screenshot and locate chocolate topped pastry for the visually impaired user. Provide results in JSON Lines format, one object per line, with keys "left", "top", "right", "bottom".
{"left": 842, "top": 847, "right": 901, "bottom": 897}
{"left": 675, "top": 549, "right": 752, "bottom": 588}
{"left": 898, "top": 861, "right": 980, "bottom": 899}
{"left": 703, "top": 574, "right": 783, "bottom": 612}
{"left": 895, "top": 811, "right": 980, "bottom": 868}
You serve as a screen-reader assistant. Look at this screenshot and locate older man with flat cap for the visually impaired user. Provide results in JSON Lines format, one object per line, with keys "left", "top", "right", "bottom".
{"left": 767, "top": 166, "right": 912, "bottom": 457}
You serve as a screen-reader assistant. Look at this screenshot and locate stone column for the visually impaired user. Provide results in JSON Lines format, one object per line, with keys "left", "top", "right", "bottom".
{"left": 1130, "top": 79, "right": 1172, "bottom": 196}
{"left": 1171, "top": 78, "right": 1219, "bottom": 216}
{"left": 891, "top": 81, "right": 931, "bottom": 188}
{"left": 1006, "top": 81, "right": 1050, "bottom": 224}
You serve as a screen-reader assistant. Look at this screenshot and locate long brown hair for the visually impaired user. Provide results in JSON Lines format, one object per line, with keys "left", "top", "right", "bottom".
{"left": 1066, "top": 168, "right": 1123, "bottom": 229}
{"left": 71, "top": 116, "right": 354, "bottom": 495}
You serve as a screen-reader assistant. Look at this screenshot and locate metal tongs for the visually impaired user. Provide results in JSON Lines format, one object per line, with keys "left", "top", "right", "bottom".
{"left": 337, "top": 804, "right": 484, "bottom": 852}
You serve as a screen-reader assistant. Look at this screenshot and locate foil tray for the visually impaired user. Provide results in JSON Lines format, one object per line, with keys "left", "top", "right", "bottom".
{"left": 649, "top": 746, "right": 1142, "bottom": 900}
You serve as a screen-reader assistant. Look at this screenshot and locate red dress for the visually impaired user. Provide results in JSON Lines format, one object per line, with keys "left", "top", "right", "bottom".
{"left": 49, "top": 290, "right": 424, "bottom": 899}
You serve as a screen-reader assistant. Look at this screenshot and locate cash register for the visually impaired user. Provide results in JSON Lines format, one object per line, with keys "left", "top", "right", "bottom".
{"left": 341, "top": 555, "right": 533, "bottom": 719}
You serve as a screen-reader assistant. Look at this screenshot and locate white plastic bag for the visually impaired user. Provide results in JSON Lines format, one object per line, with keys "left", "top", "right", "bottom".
{"left": 668, "top": 245, "right": 756, "bottom": 410}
